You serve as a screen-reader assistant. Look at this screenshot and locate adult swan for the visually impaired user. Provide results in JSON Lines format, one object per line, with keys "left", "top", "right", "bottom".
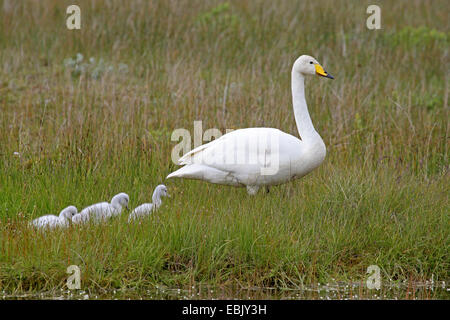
{"left": 167, "top": 55, "right": 334, "bottom": 195}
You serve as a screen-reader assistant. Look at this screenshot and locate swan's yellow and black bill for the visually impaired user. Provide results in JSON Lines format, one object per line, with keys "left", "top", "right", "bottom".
{"left": 315, "top": 64, "right": 334, "bottom": 79}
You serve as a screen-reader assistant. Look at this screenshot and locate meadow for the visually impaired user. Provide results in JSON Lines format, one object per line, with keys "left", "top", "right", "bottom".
{"left": 0, "top": 0, "right": 448, "bottom": 299}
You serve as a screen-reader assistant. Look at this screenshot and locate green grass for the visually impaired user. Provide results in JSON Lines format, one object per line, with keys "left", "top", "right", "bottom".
{"left": 0, "top": 0, "right": 448, "bottom": 298}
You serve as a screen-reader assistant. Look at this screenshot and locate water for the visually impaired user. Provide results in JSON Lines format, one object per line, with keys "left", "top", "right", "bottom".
{"left": 1, "top": 281, "right": 448, "bottom": 300}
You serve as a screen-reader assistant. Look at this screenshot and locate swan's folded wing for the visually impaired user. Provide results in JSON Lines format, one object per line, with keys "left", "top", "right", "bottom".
{"left": 133, "top": 203, "right": 153, "bottom": 215}
{"left": 179, "top": 128, "right": 293, "bottom": 176}
{"left": 128, "top": 204, "right": 153, "bottom": 222}
{"left": 80, "top": 202, "right": 112, "bottom": 220}
{"left": 32, "top": 215, "right": 60, "bottom": 228}
{"left": 178, "top": 138, "right": 223, "bottom": 165}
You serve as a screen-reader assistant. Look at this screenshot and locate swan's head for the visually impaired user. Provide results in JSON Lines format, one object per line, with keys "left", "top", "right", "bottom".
{"left": 293, "top": 55, "right": 334, "bottom": 79}
{"left": 111, "top": 193, "right": 130, "bottom": 210}
{"left": 60, "top": 206, "right": 78, "bottom": 220}
{"left": 153, "top": 184, "right": 169, "bottom": 200}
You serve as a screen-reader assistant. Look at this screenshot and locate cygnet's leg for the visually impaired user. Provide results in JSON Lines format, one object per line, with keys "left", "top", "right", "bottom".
{"left": 246, "top": 185, "right": 260, "bottom": 195}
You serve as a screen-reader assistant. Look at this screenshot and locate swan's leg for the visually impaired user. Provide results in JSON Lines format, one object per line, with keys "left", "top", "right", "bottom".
{"left": 266, "top": 186, "right": 270, "bottom": 194}
{"left": 246, "top": 185, "right": 260, "bottom": 195}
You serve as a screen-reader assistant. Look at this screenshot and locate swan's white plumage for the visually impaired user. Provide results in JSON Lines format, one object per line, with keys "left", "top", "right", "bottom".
{"left": 31, "top": 206, "right": 78, "bottom": 229}
{"left": 72, "top": 211, "right": 90, "bottom": 224}
{"left": 73, "top": 193, "right": 129, "bottom": 224}
{"left": 128, "top": 203, "right": 154, "bottom": 221}
{"left": 128, "top": 185, "right": 168, "bottom": 222}
{"left": 80, "top": 201, "right": 115, "bottom": 220}
{"left": 167, "top": 55, "right": 332, "bottom": 194}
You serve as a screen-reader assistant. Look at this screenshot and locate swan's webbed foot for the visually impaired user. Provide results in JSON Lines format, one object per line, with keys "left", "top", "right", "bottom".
{"left": 246, "top": 185, "right": 260, "bottom": 195}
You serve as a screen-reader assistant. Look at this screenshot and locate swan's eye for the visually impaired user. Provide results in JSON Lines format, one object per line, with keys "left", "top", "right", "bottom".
{"left": 310, "top": 61, "right": 313, "bottom": 64}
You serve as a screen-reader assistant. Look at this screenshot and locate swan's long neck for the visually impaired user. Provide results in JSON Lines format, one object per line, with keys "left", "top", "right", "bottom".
{"left": 111, "top": 197, "right": 122, "bottom": 210}
{"left": 152, "top": 192, "right": 162, "bottom": 210}
{"left": 291, "top": 71, "right": 322, "bottom": 143}
{"left": 59, "top": 208, "right": 72, "bottom": 221}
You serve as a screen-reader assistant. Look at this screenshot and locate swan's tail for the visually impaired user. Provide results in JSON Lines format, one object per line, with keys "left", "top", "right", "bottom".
{"left": 166, "top": 164, "right": 205, "bottom": 179}
{"left": 166, "top": 164, "right": 237, "bottom": 186}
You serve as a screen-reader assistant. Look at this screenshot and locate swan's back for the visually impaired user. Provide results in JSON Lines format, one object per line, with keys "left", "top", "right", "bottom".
{"left": 181, "top": 128, "right": 301, "bottom": 163}
{"left": 31, "top": 214, "right": 66, "bottom": 229}
{"left": 128, "top": 203, "right": 154, "bottom": 222}
{"left": 80, "top": 202, "right": 115, "bottom": 220}
{"left": 177, "top": 128, "right": 306, "bottom": 180}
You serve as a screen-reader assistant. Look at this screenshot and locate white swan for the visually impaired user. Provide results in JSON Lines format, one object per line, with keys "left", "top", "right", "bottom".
{"left": 31, "top": 206, "right": 78, "bottom": 229}
{"left": 128, "top": 185, "right": 169, "bottom": 222}
{"left": 72, "top": 193, "right": 129, "bottom": 224}
{"left": 167, "top": 55, "right": 333, "bottom": 194}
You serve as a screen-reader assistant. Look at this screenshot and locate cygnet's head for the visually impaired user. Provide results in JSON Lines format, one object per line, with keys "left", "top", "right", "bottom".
{"left": 292, "top": 55, "right": 334, "bottom": 79}
{"left": 111, "top": 193, "right": 130, "bottom": 210}
{"left": 72, "top": 212, "right": 89, "bottom": 224}
{"left": 60, "top": 206, "right": 78, "bottom": 220}
{"left": 153, "top": 184, "right": 169, "bottom": 200}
